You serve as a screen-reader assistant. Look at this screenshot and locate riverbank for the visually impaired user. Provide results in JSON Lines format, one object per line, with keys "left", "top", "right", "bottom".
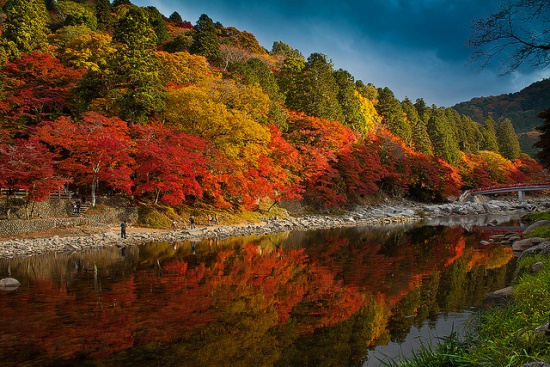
{"left": 385, "top": 249, "right": 550, "bottom": 367}
{"left": 0, "top": 197, "right": 548, "bottom": 259}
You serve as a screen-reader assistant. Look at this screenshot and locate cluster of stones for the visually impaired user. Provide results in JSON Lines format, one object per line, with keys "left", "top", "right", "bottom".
{"left": 486, "top": 219, "right": 550, "bottom": 258}
{"left": 0, "top": 198, "right": 547, "bottom": 259}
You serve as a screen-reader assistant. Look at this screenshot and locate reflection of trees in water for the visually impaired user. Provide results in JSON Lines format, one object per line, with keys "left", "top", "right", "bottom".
{"left": 0, "top": 225, "right": 513, "bottom": 366}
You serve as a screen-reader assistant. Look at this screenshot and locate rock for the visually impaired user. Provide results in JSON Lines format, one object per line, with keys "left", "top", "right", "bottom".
{"left": 512, "top": 238, "right": 547, "bottom": 252}
{"left": 0, "top": 277, "right": 21, "bottom": 290}
{"left": 522, "top": 242, "right": 550, "bottom": 257}
{"left": 523, "top": 220, "right": 550, "bottom": 237}
{"left": 521, "top": 363, "right": 550, "bottom": 367}
{"left": 530, "top": 262, "right": 545, "bottom": 274}
{"left": 487, "top": 286, "right": 514, "bottom": 298}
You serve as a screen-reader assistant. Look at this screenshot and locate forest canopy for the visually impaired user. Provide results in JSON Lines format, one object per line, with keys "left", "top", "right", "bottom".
{"left": 0, "top": 0, "right": 546, "bottom": 211}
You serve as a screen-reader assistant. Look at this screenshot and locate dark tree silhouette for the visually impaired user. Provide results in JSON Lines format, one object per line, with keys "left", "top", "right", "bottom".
{"left": 535, "top": 109, "right": 550, "bottom": 168}
{"left": 468, "top": 0, "right": 550, "bottom": 74}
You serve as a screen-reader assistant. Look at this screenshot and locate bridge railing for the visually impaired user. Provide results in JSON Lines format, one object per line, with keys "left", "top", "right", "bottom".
{"left": 469, "top": 181, "right": 550, "bottom": 194}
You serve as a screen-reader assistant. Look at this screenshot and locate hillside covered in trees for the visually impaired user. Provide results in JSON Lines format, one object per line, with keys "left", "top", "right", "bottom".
{"left": 453, "top": 78, "right": 550, "bottom": 157}
{"left": 0, "top": 0, "right": 547, "bottom": 213}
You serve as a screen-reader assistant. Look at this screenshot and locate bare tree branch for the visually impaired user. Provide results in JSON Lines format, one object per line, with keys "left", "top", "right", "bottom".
{"left": 467, "top": 0, "right": 550, "bottom": 74}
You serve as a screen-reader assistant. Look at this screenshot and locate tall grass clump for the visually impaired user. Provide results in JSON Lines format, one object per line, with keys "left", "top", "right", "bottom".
{"left": 377, "top": 331, "right": 467, "bottom": 367}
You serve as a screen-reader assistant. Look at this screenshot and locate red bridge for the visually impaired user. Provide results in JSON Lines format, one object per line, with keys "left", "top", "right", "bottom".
{"left": 461, "top": 182, "right": 550, "bottom": 202}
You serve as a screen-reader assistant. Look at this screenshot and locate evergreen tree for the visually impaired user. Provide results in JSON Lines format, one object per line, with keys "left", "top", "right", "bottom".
{"left": 169, "top": 11, "right": 183, "bottom": 23}
{"left": 376, "top": 87, "right": 411, "bottom": 144}
{"left": 402, "top": 98, "right": 432, "bottom": 155}
{"left": 481, "top": 116, "right": 499, "bottom": 153}
{"left": 230, "top": 57, "right": 287, "bottom": 128}
{"left": 535, "top": 109, "right": 550, "bottom": 168}
{"left": 497, "top": 118, "right": 521, "bottom": 159}
{"left": 190, "top": 14, "right": 222, "bottom": 66}
{"left": 144, "top": 6, "right": 169, "bottom": 44}
{"left": 110, "top": 6, "right": 164, "bottom": 123}
{"left": 95, "top": 0, "right": 113, "bottom": 31}
{"left": 270, "top": 41, "right": 303, "bottom": 59}
{"left": 243, "top": 58, "right": 282, "bottom": 101}
{"left": 427, "top": 109, "right": 460, "bottom": 165}
{"left": 333, "top": 69, "right": 365, "bottom": 131}
{"left": 163, "top": 33, "right": 194, "bottom": 53}
{"left": 285, "top": 53, "right": 344, "bottom": 123}
{"left": 2, "top": 0, "right": 50, "bottom": 58}
{"left": 276, "top": 56, "right": 305, "bottom": 100}
{"left": 112, "top": 0, "right": 131, "bottom": 6}
{"left": 458, "top": 115, "right": 483, "bottom": 154}
{"left": 414, "top": 98, "right": 429, "bottom": 121}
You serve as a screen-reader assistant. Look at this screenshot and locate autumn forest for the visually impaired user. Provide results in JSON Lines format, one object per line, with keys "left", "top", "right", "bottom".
{"left": 0, "top": 0, "right": 547, "bottom": 211}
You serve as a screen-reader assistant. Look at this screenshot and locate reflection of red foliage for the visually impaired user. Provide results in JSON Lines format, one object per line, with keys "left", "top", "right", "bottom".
{"left": 0, "top": 226, "right": 506, "bottom": 363}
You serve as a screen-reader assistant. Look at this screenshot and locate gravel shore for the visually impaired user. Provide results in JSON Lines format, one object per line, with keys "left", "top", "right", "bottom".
{"left": 0, "top": 198, "right": 547, "bottom": 259}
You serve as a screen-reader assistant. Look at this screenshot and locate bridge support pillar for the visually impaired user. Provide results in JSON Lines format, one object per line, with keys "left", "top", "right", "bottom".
{"left": 518, "top": 190, "right": 525, "bottom": 202}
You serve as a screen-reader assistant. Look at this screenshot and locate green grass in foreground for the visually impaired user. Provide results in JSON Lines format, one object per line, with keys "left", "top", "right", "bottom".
{"left": 383, "top": 255, "right": 550, "bottom": 367}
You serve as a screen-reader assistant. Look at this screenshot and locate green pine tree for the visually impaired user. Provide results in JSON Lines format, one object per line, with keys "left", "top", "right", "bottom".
{"left": 169, "top": 11, "right": 183, "bottom": 23}
{"left": 95, "top": 0, "right": 113, "bottom": 31}
{"left": 144, "top": 6, "right": 169, "bottom": 44}
{"left": 497, "top": 118, "right": 521, "bottom": 159}
{"left": 457, "top": 115, "right": 483, "bottom": 154}
{"left": 276, "top": 56, "right": 305, "bottom": 100}
{"left": 285, "top": 53, "right": 344, "bottom": 123}
{"left": 110, "top": 6, "right": 164, "bottom": 123}
{"left": 190, "top": 14, "right": 222, "bottom": 65}
{"left": 270, "top": 41, "right": 303, "bottom": 59}
{"left": 427, "top": 109, "right": 460, "bottom": 165}
{"left": 376, "top": 87, "right": 411, "bottom": 144}
{"left": 402, "top": 98, "right": 432, "bottom": 155}
{"left": 481, "top": 116, "right": 499, "bottom": 153}
{"left": 333, "top": 69, "right": 366, "bottom": 131}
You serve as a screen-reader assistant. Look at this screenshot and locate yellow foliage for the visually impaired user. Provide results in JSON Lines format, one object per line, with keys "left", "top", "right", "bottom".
{"left": 357, "top": 91, "right": 381, "bottom": 135}
{"left": 479, "top": 150, "right": 515, "bottom": 184}
{"left": 62, "top": 32, "right": 116, "bottom": 71}
{"left": 155, "top": 51, "right": 219, "bottom": 86}
{"left": 165, "top": 85, "right": 271, "bottom": 162}
{"left": 209, "top": 79, "right": 270, "bottom": 123}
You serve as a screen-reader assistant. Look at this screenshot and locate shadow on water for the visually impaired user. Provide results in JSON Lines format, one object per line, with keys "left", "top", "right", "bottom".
{"left": 0, "top": 216, "right": 518, "bottom": 367}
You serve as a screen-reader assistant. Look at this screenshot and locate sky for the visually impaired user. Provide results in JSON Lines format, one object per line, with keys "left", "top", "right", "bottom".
{"left": 132, "top": 0, "right": 549, "bottom": 107}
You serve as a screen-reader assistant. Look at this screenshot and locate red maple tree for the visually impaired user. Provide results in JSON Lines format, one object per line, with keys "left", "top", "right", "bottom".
{"left": 34, "top": 112, "right": 135, "bottom": 205}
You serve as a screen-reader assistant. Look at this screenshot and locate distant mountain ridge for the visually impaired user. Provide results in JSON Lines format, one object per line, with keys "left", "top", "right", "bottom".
{"left": 452, "top": 78, "right": 550, "bottom": 156}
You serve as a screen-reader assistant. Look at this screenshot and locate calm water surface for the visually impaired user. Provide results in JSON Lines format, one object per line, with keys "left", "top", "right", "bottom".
{"left": 0, "top": 216, "right": 520, "bottom": 367}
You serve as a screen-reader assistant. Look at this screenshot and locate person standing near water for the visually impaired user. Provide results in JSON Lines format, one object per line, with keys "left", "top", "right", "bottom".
{"left": 120, "top": 220, "right": 127, "bottom": 239}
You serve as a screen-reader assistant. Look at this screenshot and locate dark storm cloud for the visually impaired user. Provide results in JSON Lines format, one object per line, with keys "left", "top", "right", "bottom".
{"left": 133, "top": 0, "right": 549, "bottom": 106}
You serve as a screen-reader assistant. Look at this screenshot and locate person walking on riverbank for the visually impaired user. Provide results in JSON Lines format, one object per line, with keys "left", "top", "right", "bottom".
{"left": 120, "top": 220, "right": 127, "bottom": 239}
{"left": 189, "top": 214, "right": 196, "bottom": 229}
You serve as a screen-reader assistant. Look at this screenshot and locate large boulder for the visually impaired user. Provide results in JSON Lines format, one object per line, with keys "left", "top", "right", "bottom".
{"left": 522, "top": 242, "right": 550, "bottom": 257}
{"left": 486, "top": 286, "right": 514, "bottom": 298}
{"left": 0, "top": 277, "right": 20, "bottom": 290}
{"left": 523, "top": 220, "right": 550, "bottom": 237}
{"left": 512, "top": 237, "right": 548, "bottom": 252}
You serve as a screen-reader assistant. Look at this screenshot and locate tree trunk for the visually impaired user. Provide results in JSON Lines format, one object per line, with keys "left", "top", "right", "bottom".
{"left": 91, "top": 174, "right": 98, "bottom": 207}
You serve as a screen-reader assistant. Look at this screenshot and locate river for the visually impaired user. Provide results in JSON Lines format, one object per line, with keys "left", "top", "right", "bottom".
{"left": 0, "top": 215, "right": 522, "bottom": 367}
